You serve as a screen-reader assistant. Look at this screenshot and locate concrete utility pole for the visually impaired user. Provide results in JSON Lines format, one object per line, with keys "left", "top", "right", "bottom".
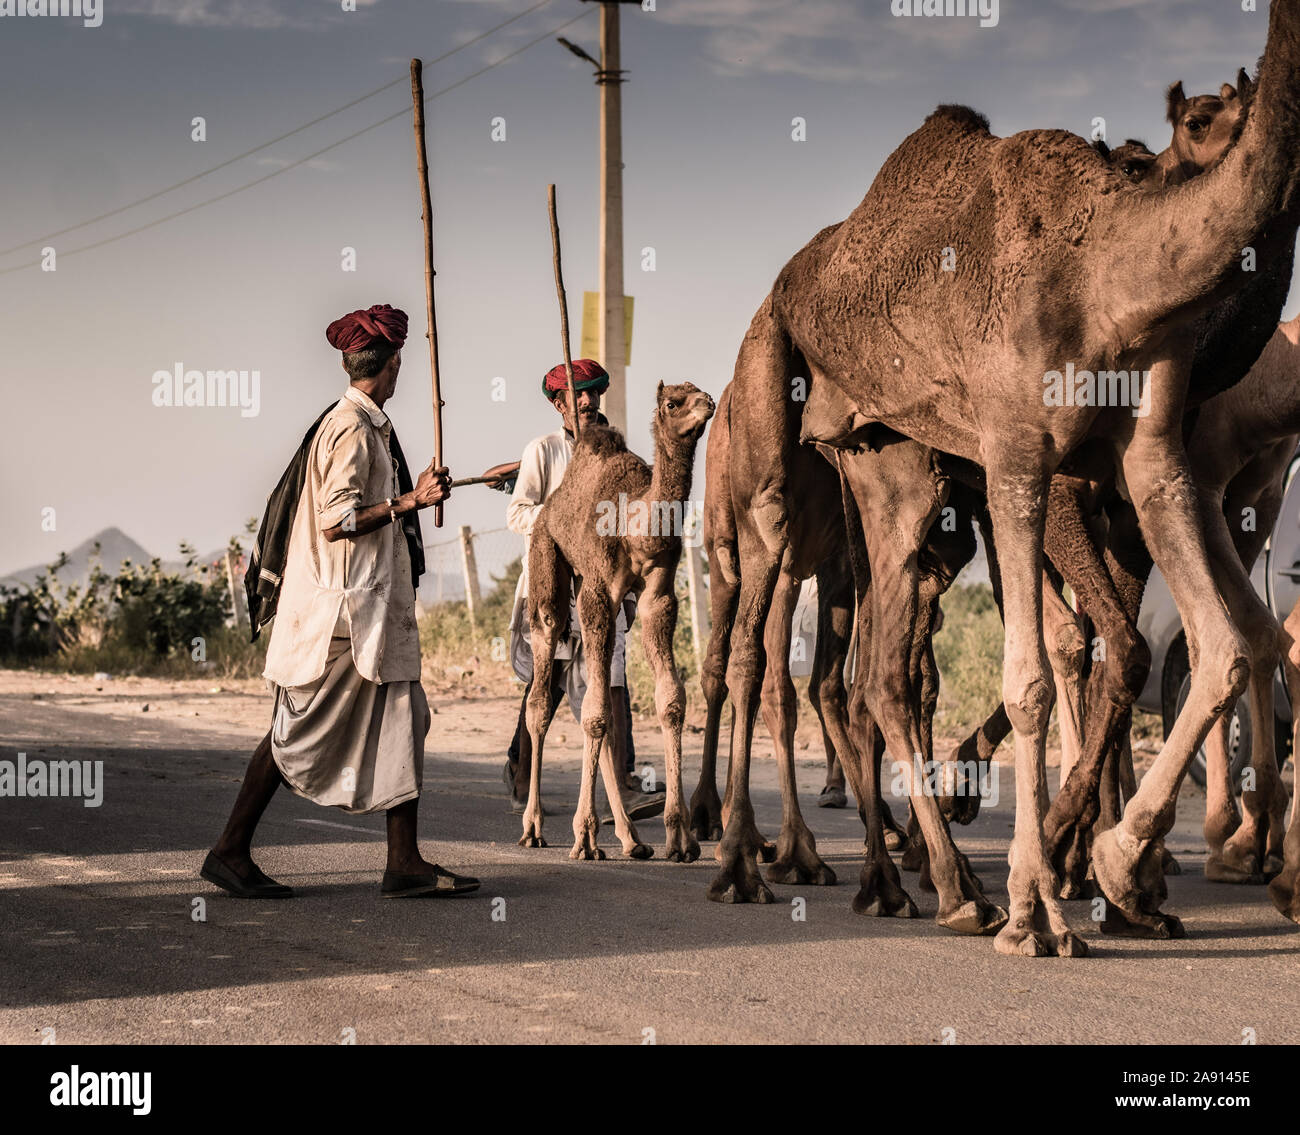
{"left": 569, "top": 0, "right": 637, "bottom": 435}
{"left": 597, "top": 1, "right": 627, "bottom": 434}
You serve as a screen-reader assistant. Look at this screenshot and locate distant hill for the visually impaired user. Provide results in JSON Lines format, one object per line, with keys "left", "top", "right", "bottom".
{"left": 0, "top": 525, "right": 469, "bottom": 598}
{"left": 0, "top": 527, "right": 154, "bottom": 591}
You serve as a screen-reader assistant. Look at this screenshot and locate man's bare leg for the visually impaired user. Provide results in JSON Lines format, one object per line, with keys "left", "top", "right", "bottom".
{"left": 210, "top": 729, "right": 283, "bottom": 877}
{"left": 383, "top": 797, "right": 480, "bottom": 895}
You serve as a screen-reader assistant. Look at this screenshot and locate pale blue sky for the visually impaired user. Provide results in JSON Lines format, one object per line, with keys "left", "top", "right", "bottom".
{"left": 0, "top": 0, "right": 1288, "bottom": 576}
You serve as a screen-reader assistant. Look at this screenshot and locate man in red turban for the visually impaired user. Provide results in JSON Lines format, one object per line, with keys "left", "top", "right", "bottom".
{"left": 325, "top": 303, "right": 410, "bottom": 355}
{"left": 203, "top": 303, "right": 478, "bottom": 901}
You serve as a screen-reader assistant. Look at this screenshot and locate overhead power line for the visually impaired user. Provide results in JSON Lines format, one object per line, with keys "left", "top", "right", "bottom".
{"left": 0, "top": 0, "right": 559, "bottom": 260}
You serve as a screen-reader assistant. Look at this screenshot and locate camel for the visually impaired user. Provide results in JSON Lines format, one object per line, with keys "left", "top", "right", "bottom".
{"left": 518, "top": 381, "right": 715, "bottom": 863}
{"left": 716, "top": 1, "right": 1300, "bottom": 956}
{"left": 694, "top": 82, "right": 1255, "bottom": 913}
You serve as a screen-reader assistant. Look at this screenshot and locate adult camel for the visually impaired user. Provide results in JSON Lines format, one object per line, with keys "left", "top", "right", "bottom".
{"left": 714, "top": 1, "right": 1300, "bottom": 956}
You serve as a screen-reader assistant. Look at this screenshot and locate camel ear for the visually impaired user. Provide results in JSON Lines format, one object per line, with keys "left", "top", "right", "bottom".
{"left": 1166, "top": 80, "right": 1186, "bottom": 125}
{"left": 656, "top": 380, "right": 664, "bottom": 402}
{"left": 1237, "top": 67, "right": 1255, "bottom": 104}
{"left": 1221, "top": 83, "right": 1237, "bottom": 101}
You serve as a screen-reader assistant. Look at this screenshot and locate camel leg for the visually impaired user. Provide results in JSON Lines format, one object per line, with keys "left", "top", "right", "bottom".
{"left": 690, "top": 538, "right": 737, "bottom": 842}
{"left": 636, "top": 565, "right": 698, "bottom": 864}
{"left": 1202, "top": 714, "right": 1246, "bottom": 881}
{"left": 1092, "top": 427, "right": 1250, "bottom": 940}
{"left": 709, "top": 518, "right": 781, "bottom": 904}
{"left": 1268, "top": 599, "right": 1300, "bottom": 921}
{"left": 1043, "top": 573, "right": 1086, "bottom": 787}
{"left": 570, "top": 586, "right": 616, "bottom": 861}
{"left": 983, "top": 453, "right": 1085, "bottom": 958}
{"left": 837, "top": 460, "right": 906, "bottom": 851}
{"left": 842, "top": 563, "right": 918, "bottom": 919}
{"left": 520, "top": 526, "right": 570, "bottom": 850}
{"left": 762, "top": 571, "right": 835, "bottom": 886}
{"left": 841, "top": 447, "right": 1006, "bottom": 935}
{"left": 1042, "top": 488, "right": 1151, "bottom": 900}
{"left": 1205, "top": 489, "right": 1287, "bottom": 883}
{"left": 809, "top": 555, "right": 855, "bottom": 808}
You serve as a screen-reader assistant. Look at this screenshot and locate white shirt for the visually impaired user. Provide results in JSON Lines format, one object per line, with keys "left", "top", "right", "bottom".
{"left": 507, "top": 429, "right": 577, "bottom": 658}
{"left": 263, "top": 386, "right": 421, "bottom": 688}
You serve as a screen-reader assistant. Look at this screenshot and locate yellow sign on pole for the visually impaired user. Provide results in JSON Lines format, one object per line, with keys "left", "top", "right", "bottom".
{"left": 581, "top": 292, "right": 634, "bottom": 367}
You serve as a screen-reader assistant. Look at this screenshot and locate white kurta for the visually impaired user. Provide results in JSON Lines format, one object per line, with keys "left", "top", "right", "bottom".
{"left": 263, "top": 385, "right": 428, "bottom": 814}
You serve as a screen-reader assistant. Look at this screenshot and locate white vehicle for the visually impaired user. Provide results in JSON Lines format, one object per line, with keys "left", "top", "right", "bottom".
{"left": 1135, "top": 453, "right": 1300, "bottom": 787}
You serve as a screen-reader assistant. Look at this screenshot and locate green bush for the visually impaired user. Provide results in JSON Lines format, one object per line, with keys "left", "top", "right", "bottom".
{"left": 0, "top": 537, "right": 261, "bottom": 677}
{"left": 932, "top": 581, "right": 1005, "bottom": 738}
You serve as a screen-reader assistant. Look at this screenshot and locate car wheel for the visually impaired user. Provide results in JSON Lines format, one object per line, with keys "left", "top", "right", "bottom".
{"left": 1170, "top": 669, "right": 1250, "bottom": 790}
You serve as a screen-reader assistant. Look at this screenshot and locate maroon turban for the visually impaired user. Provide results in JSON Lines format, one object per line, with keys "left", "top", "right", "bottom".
{"left": 543, "top": 357, "right": 609, "bottom": 399}
{"left": 325, "top": 304, "right": 409, "bottom": 354}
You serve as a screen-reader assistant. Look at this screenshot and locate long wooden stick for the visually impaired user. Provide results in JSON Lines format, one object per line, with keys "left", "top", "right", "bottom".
{"left": 547, "top": 183, "right": 580, "bottom": 439}
{"left": 411, "top": 58, "right": 445, "bottom": 527}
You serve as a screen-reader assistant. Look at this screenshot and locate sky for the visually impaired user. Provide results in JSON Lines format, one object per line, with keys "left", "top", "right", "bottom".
{"left": 0, "top": 0, "right": 1289, "bottom": 579}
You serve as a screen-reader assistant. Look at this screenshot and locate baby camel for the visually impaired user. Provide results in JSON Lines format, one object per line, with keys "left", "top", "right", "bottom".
{"left": 519, "top": 381, "right": 715, "bottom": 863}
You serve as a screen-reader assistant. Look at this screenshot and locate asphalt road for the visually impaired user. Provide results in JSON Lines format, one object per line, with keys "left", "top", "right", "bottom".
{"left": 3, "top": 677, "right": 1299, "bottom": 1045}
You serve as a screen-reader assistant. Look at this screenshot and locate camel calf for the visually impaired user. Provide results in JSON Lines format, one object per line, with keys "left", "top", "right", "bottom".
{"left": 519, "top": 382, "right": 715, "bottom": 863}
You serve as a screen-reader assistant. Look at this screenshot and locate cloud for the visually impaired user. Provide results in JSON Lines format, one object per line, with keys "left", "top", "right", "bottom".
{"left": 113, "top": 0, "right": 381, "bottom": 31}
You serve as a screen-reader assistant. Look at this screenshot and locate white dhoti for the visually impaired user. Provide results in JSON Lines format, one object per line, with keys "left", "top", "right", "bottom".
{"left": 270, "top": 637, "right": 430, "bottom": 815}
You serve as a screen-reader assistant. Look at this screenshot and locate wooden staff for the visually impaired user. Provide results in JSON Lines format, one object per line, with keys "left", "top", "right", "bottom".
{"left": 411, "top": 58, "right": 445, "bottom": 527}
{"left": 547, "top": 183, "right": 580, "bottom": 438}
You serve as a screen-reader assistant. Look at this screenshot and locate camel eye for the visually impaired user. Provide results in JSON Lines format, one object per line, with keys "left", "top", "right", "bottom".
{"left": 667, "top": 400, "right": 679, "bottom": 410}
{"left": 1186, "top": 117, "right": 1209, "bottom": 133}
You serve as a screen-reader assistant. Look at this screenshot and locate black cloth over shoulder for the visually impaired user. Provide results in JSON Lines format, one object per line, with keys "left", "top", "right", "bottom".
{"left": 244, "top": 401, "right": 425, "bottom": 641}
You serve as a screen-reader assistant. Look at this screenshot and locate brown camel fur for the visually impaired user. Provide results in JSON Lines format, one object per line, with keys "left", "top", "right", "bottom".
{"left": 519, "top": 382, "right": 715, "bottom": 863}
{"left": 718, "top": 2, "right": 1300, "bottom": 956}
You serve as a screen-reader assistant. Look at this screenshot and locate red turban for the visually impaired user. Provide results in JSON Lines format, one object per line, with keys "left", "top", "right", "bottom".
{"left": 325, "top": 304, "right": 409, "bottom": 354}
{"left": 543, "top": 358, "right": 609, "bottom": 399}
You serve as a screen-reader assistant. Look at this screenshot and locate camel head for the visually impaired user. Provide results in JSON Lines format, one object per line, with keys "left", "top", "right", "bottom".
{"left": 1105, "top": 139, "right": 1159, "bottom": 183}
{"left": 653, "top": 381, "right": 715, "bottom": 442}
{"left": 1159, "top": 70, "right": 1252, "bottom": 185}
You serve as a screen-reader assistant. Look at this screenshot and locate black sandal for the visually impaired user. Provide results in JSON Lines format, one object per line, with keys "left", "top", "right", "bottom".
{"left": 201, "top": 851, "right": 294, "bottom": 899}
{"left": 380, "top": 865, "right": 480, "bottom": 898}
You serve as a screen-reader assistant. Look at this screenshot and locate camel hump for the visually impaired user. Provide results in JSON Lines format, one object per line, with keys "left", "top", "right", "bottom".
{"left": 926, "top": 104, "right": 992, "bottom": 136}
{"left": 574, "top": 423, "right": 628, "bottom": 460}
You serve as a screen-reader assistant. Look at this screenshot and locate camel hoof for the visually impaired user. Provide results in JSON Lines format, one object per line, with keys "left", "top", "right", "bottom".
{"left": 688, "top": 799, "right": 723, "bottom": 843}
{"left": 1263, "top": 854, "right": 1284, "bottom": 880}
{"left": 1205, "top": 852, "right": 1266, "bottom": 886}
{"left": 853, "top": 859, "right": 918, "bottom": 918}
{"left": 1267, "top": 868, "right": 1300, "bottom": 923}
{"left": 664, "top": 843, "right": 699, "bottom": 863}
{"left": 518, "top": 835, "right": 547, "bottom": 849}
{"left": 1101, "top": 907, "right": 1185, "bottom": 939}
{"left": 900, "top": 835, "right": 926, "bottom": 873}
{"left": 767, "top": 859, "right": 836, "bottom": 887}
{"left": 625, "top": 842, "right": 654, "bottom": 860}
{"left": 994, "top": 924, "right": 1089, "bottom": 958}
{"left": 938, "top": 899, "right": 1008, "bottom": 937}
{"left": 708, "top": 875, "right": 775, "bottom": 904}
{"left": 1058, "top": 874, "right": 1100, "bottom": 901}
{"left": 1161, "top": 848, "right": 1182, "bottom": 876}
{"left": 569, "top": 844, "right": 606, "bottom": 861}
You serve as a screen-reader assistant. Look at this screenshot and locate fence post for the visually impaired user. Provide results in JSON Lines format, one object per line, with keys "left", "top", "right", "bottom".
{"left": 225, "top": 549, "right": 249, "bottom": 629}
{"left": 683, "top": 509, "right": 710, "bottom": 669}
{"left": 459, "top": 525, "right": 482, "bottom": 633}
